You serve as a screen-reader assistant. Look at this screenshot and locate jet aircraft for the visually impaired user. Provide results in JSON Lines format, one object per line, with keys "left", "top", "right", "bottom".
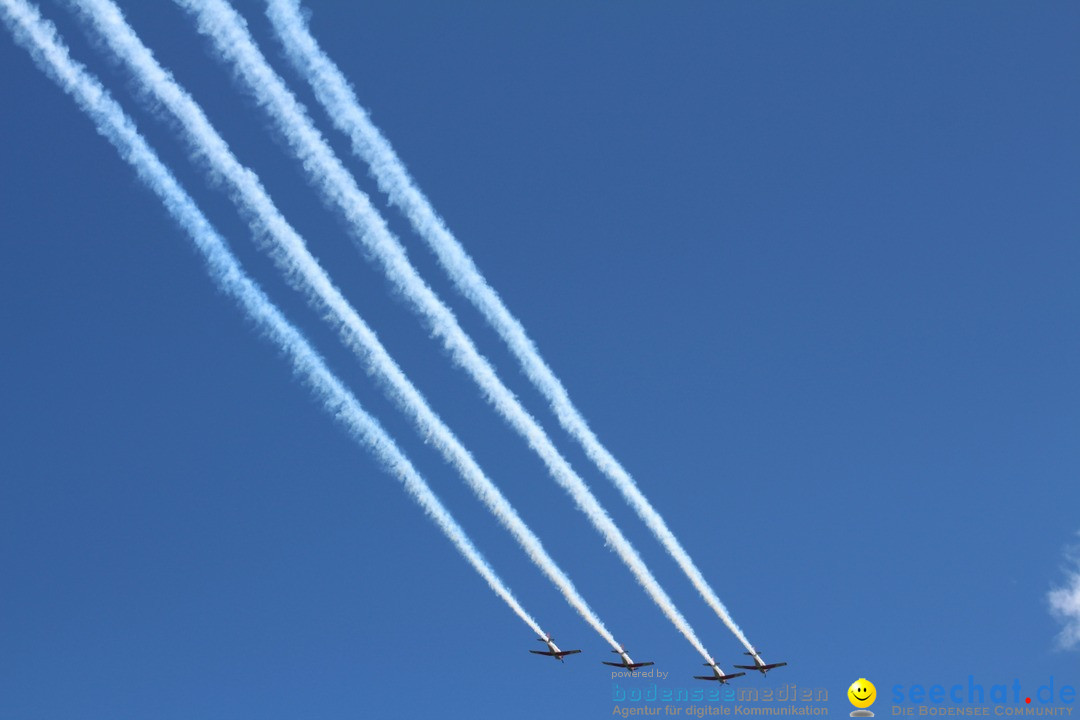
{"left": 693, "top": 661, "right": 746, "bottom": 683}
{"left": 529, "top": 634, "right": 581, "bottom": 662}
{"left": 602, "top": 646, "right": 654, "bottom": 671}
{"left": 604, "top": 647, "right": 652, "bottom": 669}
{"left": 733, "top": 651, "right": 788, "bottom": 676}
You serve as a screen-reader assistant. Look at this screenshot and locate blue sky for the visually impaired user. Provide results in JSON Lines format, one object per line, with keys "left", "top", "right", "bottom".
{"left": 2, "top": 1, "right": 1078, "bottom": 717}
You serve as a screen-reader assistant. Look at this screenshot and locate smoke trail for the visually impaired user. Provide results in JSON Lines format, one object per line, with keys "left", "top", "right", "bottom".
{"left": 0, "top": 0, "right": 544, "bottom": 639}
{"left": 69, "top": 0, "right": 621, "bottom": 650}
{"left": 265, "top": 0, "right": 755, "bottom": 653}
{"left": 176, "top": 0, "right": 716, "bottom": 663}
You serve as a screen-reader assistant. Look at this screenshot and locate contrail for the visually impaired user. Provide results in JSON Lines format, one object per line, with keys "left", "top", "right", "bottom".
{"left": 0, "top": 0, "right": 546, "bottom": 640}
{"left": 176, "top": 0, "right": 717, "bottom": 663}
{"left": 265, "top": 0, "right": 755, "bottom": 653}
{"left": 68, "top": 0, "right": 622, "bottom": 651}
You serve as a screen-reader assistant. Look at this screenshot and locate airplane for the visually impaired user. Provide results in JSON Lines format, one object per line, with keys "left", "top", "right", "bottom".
{"left": 529, "top": 634, "right": 581, "bottom": 662}
{"left": 733, "top": 650, "right": 788, "bottom": 676}
{"left": 694, "top": 661, "right": 746, "bottom": 683}
{"left": 601, "top": 646, "right": 654, "bottom": 671}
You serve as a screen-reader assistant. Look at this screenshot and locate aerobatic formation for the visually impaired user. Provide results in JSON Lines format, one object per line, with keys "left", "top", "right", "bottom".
{"left": 1, "top": 0, "right": 787, "bottom": 681}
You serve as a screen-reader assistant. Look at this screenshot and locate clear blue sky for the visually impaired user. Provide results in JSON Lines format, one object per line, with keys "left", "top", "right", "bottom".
{"left": 2, "top": 1, "right": 1078, "bottom": 717}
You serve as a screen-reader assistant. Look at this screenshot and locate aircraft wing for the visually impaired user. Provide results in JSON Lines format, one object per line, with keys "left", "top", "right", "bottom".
{"left": 530, "top": 650, "right": 556, "bottom": 656}
{"left": 695, "top": 672, "right": 746, "bottom": 682}
{"left": 555, "top": 650, "right": 582, "bottom": 658}
{"left": 627, "top": 662, "right": 654, "bottom": 670}
{"left": 735, "top": 662, "right": 787, "bottom": 671}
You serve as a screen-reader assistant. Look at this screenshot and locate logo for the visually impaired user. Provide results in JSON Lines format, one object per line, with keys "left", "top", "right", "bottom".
{"left": 849, "top": 678, "right": 877, "bottom": 717}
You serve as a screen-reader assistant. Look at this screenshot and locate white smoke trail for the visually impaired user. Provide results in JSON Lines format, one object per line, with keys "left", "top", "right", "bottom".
{"left": 265, "top": 0, "right": 755, "bottom": 653}
{"left": 1049, "top": 536, "right": 1080, "bottom": 650}
{"left": 0, "top": 0, "right": 545, "bottom": 640}
{"left": 176, "top": 0, "right": 716, "bottom": 663}
{"left": 69, "top": 0, "right": 620, "bottom": 650}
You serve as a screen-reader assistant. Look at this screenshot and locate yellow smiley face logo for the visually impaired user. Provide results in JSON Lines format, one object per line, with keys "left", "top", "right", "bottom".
{"left": 848, "top": 678, "right": 876, "bottom": 709}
